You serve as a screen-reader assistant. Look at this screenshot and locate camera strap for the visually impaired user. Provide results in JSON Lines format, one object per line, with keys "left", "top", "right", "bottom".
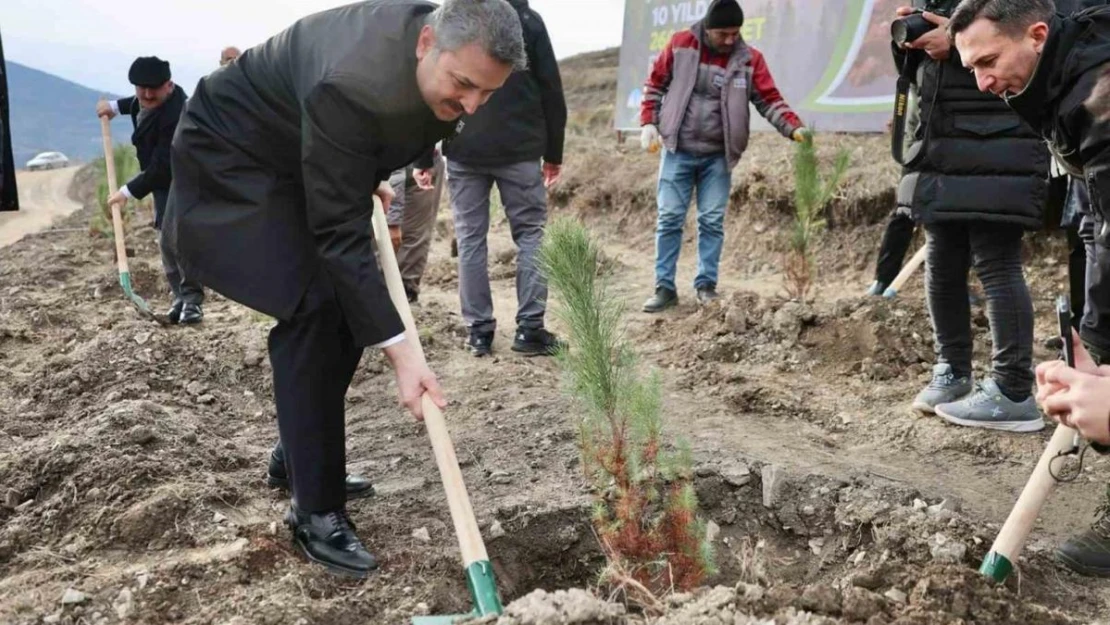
{"left": 891, "top": 53, "right": 921, "bottom": 165}
{"left": 891, "top": 52, "right": 941, "bottom": 169}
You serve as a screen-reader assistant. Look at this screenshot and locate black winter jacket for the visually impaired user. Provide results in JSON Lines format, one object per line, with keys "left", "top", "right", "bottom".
{"left": 118, "top": 84, "right": 186, "bottom": 201}
{"left": 1003, "top": 6, "right": 1110, "bottom": 354}
{"left": 894, "top": 1, "right": 1048, "bottom": 229}
{"left": 1006, "top": 6, "right": 1110, "bottom": 224}
{"left": 442, "top": 0, "right": 567, "bottom": 167}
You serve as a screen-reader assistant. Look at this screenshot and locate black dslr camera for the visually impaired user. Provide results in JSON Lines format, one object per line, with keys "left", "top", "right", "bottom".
{"left": 891, "top": 0, "right": 953, "bottom": 46}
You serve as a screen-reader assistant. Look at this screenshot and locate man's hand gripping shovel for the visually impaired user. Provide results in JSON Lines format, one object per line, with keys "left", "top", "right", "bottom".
{"left": 371, "top": 196, "right": 504, "bottom": 623}
{"left": 97, "top": 106, "right": 167, "bottom": 325}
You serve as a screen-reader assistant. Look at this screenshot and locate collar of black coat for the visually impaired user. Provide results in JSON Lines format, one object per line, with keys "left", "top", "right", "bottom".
{"left": 1003, "top": 15, "right": 1068, "bottom": 132}
{"left": 1005, "top": 8, "right": 1110, "bottom": 131}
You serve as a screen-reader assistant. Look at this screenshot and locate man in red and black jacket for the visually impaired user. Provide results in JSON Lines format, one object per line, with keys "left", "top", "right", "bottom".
{"left": 639, "top": 0, "right": 807, "bottom": 313}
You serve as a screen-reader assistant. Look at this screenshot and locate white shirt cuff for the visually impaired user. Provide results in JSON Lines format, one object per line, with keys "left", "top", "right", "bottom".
{"left": 119, "top": 184, "right": 133, "bottom": 199}
{"left": 370, "top": 333, "right": 405, "bottom": 349}
{"left": 110, "top": 100, "right": 120, "bottom": 115}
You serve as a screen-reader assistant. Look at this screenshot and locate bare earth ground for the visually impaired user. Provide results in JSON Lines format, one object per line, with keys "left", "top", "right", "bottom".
{"left": 2, "top": 50, "right": 1110, "bottom": 625}
{"left": 0, "top": 167, "right": 82, "bottom": 248}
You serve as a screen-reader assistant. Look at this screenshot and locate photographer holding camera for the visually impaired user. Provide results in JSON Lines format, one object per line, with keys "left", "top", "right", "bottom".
{"left": 893, "top": 0, "right": 1048, "bottom": 431}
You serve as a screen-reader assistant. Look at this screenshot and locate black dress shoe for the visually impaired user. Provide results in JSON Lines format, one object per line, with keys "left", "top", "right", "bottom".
{"left": 180, "top": 303, "right": 204, "bottom": 324}
{"left": 284, "top": 504, "right": 378, "bottom": 578}
{"left": 267, "top": 449, "right": 375, "bottom": 500}
{"left": 166, "top": 300, "right": 184, "bottom": 324}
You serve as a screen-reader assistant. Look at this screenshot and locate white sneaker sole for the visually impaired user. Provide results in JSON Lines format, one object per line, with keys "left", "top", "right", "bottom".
{"left": 936, "top": 408, "right": 1046, "bottom": 433}
{"left": 911, "top": 401, "right": 936, "bottom": 415}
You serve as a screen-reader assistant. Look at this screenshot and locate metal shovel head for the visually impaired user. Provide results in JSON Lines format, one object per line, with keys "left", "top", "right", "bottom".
{"left": 119, "top": 270, "right": 170, "bottom": 325}
{"left": 411, "top": 560, "right": 503, "bottom": 625}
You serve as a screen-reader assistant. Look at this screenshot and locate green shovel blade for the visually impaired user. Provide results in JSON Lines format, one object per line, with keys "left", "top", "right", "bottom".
{"left": 412, "top": 561, "right": 502, "bottom": 625}
{"left": 979, "top": 551, "right": 1013, "bottom": 583}
{"left": 119, "top": 270, "right": 152, "bottom": 312}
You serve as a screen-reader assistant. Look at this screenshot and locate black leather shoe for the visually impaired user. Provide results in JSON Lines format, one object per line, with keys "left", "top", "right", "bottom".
{"left": 268, "top": 449, "right": 375, "bottom": 501}
{"left": 179, "top": 303, "right": 204, "bottom": 324}
{"left": 166, "top": 300, "right": 184, "bottom": 324}
{"left": 284, "top": 504, "right": 378, "bottom": 578}
{"left": 1056, "top": 490, "right": 1110, "bottom": 577}
{"left": 468, "top": 330, "right": 494, "bottom": 357}
{"left": 642, "top": 287, "right": 678, "bottom": 313}
{"left": 511, "top": 327, "right": 565, "bottom": 357}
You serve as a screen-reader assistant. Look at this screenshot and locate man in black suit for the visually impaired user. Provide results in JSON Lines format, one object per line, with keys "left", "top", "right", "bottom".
{"left": 164, "top": 0, "right": 525, "bottom": 577}
{"left": 96, "top": 57, "right": 204, "bottom": 324}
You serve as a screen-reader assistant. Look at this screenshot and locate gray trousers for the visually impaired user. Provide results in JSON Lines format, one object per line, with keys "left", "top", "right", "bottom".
{"left": 447, "top": 159, "right": 548, "bottom": 333}
{"left": 387, "top": 156, "right": 446, "bottom": 296}
{"left": 155, "top": 189, "right": 204, "bottom": 305}
{"left": 925, "top": 222, "right": 1033, "bottom": 399}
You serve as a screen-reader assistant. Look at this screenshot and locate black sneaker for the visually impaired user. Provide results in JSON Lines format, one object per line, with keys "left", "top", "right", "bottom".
{"left": 468, "top": 330, "right": 494, "bottom": 357}
{"left": 180, "top": 303, "right": 203, "bottom": 324}
{"left": 166, "top": 300, "right": 184, "bottom": 324}
{"left": 695, "top": 285, "right": 720, "bottom": 305}
{"left": 511, "top": 327, "right": 565, "bottom": 356}
{"left": 1056, "top": 486, "right": 1110, "bottom": 577}
{"left": 642, "top": 287, "right": 678, "bottom": 313}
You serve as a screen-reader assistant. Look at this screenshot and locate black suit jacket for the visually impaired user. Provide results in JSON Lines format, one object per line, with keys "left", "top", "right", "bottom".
{"left": 165, "top": 0, "right": 457, "bottom": 346}
{"left": 118, "top": 84, "right": 186, "bottom": 202}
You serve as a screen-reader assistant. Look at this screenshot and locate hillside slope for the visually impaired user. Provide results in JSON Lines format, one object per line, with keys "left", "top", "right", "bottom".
{"left": 7, "top": 61, "right": 128, "bottom": 167}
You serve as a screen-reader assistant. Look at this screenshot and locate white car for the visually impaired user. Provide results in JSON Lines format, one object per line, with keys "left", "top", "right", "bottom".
{"left": 25, "top": 151, "right": 69, "bottom": 171}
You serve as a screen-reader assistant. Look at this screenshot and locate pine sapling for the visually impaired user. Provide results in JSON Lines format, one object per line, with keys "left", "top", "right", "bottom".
{"left": 540, "top": 218, "right": 716, "bottom": 601}
{"left": 785, "top": 132, "right": 849, "bottom": 300}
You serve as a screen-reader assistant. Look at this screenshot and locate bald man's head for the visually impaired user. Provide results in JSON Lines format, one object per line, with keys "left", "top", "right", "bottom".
{"left": 220, "top": 47, "right": 241, "bottom": 67}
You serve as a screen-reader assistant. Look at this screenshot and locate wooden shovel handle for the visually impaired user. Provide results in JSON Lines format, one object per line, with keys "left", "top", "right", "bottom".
{"left": 98, "top": 111, "right": 129, "bottom": 275}
{"left": 888, "top": 245, "right": 926, "bottom": 294}
{"left": 371, "top": 195, "right": 489, "bottom": 567}
{"left": 988, "top": 423, "right": 1078, "bottom": 563}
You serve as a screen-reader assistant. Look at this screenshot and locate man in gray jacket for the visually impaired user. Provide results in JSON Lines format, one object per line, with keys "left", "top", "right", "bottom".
{"left": 164, "top": 0, "right": 524, "bottom": 577}
{"left": 639, "top": 0, "right": 807, "bottom": 312}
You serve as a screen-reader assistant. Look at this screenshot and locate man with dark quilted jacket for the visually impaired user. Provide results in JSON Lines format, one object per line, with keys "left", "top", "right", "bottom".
{"left": 639, "top": 0, "right": 807, "bottom": 313}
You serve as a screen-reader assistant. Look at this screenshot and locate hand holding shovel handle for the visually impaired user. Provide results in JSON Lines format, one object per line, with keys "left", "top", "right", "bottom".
{"left": 370, "top": 197, "right": 503, "bottom": 621}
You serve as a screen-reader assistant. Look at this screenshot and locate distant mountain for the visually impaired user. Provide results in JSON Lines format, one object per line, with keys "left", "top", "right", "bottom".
{"left": 6, "top": 61, "right": 130, "bottom": 167}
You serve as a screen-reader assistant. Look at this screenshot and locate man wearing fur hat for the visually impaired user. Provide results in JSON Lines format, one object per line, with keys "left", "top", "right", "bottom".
{"left": 96, "top": 56, "right": 204, "bottom": 324}
{"left": 639, "top": 0, "right": 808, "bottom": 313}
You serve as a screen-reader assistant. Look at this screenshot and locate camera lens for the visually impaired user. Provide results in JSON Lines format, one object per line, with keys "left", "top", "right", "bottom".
{"left": 891, "top": 13, "right": 937, "bottom": 47}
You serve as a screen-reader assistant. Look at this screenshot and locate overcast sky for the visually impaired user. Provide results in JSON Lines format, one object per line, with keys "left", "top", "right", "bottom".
{"left": 1, "top": 0, "right": 625, "bottom": 94}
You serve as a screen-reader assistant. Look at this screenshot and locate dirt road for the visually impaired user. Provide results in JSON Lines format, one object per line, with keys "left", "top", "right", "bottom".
{"left": 0, "top": 167, "right": 82, "bottom": 248}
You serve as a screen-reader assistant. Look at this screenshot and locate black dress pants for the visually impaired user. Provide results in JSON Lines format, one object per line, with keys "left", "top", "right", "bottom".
{"left": 874, "top": 208, "right": 916, "bottom": 287}
{"left": 268, "top": 266, "right": 364, "bottom": 512}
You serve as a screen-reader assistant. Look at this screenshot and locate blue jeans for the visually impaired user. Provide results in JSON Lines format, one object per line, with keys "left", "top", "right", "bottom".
{"left": 654, "top": 150, "right": 731, "bottom": 292}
